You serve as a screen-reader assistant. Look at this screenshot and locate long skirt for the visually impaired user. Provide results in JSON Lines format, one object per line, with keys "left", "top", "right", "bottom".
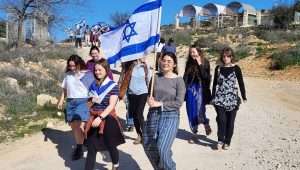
{"left": 185, "top": 83, "right": 209, "bottom": 134}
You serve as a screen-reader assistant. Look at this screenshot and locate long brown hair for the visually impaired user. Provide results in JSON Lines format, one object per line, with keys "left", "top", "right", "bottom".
{"left": 65, "top": 54, "right": 87, "bottom": 72}
{"left": 184, "top": 45, "right": 206, "bottom": 78}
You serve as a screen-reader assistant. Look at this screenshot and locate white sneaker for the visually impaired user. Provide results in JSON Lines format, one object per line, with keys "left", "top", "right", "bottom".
{"left": 217, "top": 142, "right": 223, "bottom": 150}
{"left": 222, "top": 144, "right": 230, "bottom": 150}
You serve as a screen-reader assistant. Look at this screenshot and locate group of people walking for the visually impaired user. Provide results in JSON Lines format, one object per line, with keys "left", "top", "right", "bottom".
{"left": 73, "top": 24, "right": 108, "bottom": 48}
{"left": 57, "top": 41, "right": 247, "bottom": 169}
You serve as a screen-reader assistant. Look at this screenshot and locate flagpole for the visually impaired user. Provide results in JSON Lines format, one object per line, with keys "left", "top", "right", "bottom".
{"left": 150, "top": 46, "right": 157, "bottom": 98}
{"left": 150, "top": 2, "right": 161, "bottom": 98}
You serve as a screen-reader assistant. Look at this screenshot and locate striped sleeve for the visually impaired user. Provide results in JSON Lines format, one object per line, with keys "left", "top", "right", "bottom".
{"left": 109, "top": 84, "right": 119, "bottom": 96}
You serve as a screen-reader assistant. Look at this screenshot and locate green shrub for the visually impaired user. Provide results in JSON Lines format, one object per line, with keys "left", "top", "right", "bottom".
{"left": 235, "top": 46, "right": 251, "bottom": 61}
{"left": 173, "top": 31, "right": 192, "bottom": 46}
{"left": 255, "top": 30, "right": 300, "bottom": 43}
{"left": 43, "top": 46, "right": 75, "bottom": 60}
{"left": 6, "top": 95, "right": 36, "bottom": 116}
{"left": 271, "top": 48, "right": 300, "bottom": 70}
{"left": 0, "top": 41, "right": 7, "bottom": 52}
{"left": 0, "top": 45, "right": 71, "bottom": 142}
{"left": 193, "top": 36, "right": 215, "bottom": 48}
{"left": 161, "top": 29, "right": 192, "bottom": 46}
{"left": 256, "top": 46, "right": 264, "bottom": 56}
{"left": 0, "top": 46, "right": 75, "bottom": 62}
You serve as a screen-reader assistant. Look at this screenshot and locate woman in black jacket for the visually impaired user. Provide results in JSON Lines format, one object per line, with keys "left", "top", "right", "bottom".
{"left": 183, "top": 45, "right": 212, "bottom": 143}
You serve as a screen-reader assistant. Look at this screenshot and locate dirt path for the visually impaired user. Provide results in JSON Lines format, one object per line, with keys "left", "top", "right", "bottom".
{"left": 0, "top": 48, "right": 299, "bottom": 170}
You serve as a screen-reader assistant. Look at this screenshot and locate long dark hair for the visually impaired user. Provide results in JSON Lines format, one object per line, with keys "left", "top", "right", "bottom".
{"left": 160, "top": 52, "right": 178, "bottom": 74}
{"left": 89, "top": 45, "right": 100, "bottom": 56}
{"left": 184, "top": 45, "right": 206, "bottom": 77}
{"left": 94, "top": 59, "right": 111, "bottom": 81}
{"left": 219, "top": 47, "right": 236, "bottom": 65}
{"left": 65, "top": 54, "right": 87, "bottom": 72}
{"left": 121, "top": 60, "right": 136, "bottom": 72}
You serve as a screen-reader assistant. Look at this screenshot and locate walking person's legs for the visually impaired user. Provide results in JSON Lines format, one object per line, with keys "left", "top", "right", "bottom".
{"left": 215, "top": 106, "right": 228, "bottom": 149}
{"left": 224, "top": 109, "right": 238, "bottom": 149}
{"left": 107, "top": 145, "right": 120, "bottom": 170}
{"left": 79, "top": 38, "right": 82, "bottom": 48}
{"left": 157, "top": 113, "right": 179, "bottom": 170}
{"left": 202, "top": 107, "right": 212, "bottom": 136}
{"left": 85, "top": 141, "right": 97, "bottom": 170}
{"left": 185, "top": 85, "right": 199, "bottom": 135}
{"left": 143, "top": 110, "right": 160, "bottom": 170}
{"left": 70, "top": 120, "right": 85, "bottom": 160}
{"left": 75, "top": 38, "right": 79, "bottom": 48}
{"left": 124, "top": 94, "right": 134, "bottom": 131}
{"left": 132, "top": 94, "right": 148, "bottom": 137}
{"left": 128, "top": 94, "right": 142, "bottom": 144}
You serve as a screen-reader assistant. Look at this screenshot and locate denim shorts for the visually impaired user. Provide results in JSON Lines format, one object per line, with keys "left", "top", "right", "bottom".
{"left": 66, "top": 98, "right": 89, "bottom": 122}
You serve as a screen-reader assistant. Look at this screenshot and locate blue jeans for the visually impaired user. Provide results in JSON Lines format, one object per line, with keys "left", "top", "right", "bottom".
{"left": 66, "top": 98, "right": 89, "bottom": 122}
{"left": 124, "top": 94, "right": 134, "bottom": 127}
{"left": 143, "top": 108, "right": 179, "bottom": 170}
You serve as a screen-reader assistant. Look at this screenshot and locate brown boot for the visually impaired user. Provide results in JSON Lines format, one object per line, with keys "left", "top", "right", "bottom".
{"left": 204, "top": 124, "right": 212, "bottom": 136}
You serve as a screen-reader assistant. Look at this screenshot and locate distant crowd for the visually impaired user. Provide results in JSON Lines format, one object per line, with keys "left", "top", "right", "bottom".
{"left": 67, "top": 22, "right": 110, "bottom": 48}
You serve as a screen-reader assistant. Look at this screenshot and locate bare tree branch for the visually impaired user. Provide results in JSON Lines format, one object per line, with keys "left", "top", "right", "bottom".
{"left": 0, "top": 0, "right": 84, "bottom": 46}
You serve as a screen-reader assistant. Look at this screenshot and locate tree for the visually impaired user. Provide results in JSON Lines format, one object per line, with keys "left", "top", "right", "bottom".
{"left": 110, "top": 11, "right": 130, "bottom": 27}
{"left": 294, "top": 1, "right": 300, "bottom": 12}
{"left": 0, "top": 0, "right": 81, "bottom": 47}
{"left": 271, "top": 4, "right": 294, "bottom": 29}
{"left": 0, "top": 20, "right": 6, "bottom": 38}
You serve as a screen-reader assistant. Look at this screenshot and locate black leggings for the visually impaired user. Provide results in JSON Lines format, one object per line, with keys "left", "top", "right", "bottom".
{"left": 215, "top": 106, "right": 238, "bottom": 145}
{"left": 128, "top": 93, "right": 148, "bottom": 136}
{"left": 85, "top": 142, "right": 119, "bottom": 170}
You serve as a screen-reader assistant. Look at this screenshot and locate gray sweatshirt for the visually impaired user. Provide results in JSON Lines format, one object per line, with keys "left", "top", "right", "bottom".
{"left": 151, "top": 73, "right": 186, "bottom": 111}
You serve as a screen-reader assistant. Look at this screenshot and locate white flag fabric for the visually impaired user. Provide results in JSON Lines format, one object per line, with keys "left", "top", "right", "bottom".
{"left": 100, "top": 0, "right": 162, "bottom": 64}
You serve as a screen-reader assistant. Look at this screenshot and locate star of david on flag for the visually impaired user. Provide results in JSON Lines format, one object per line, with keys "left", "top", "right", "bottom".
{"left": 123, "top": 22, "right": 138, "bottom": 43}
{"left": 99, "top": 0, "right": 162, "bottom": 64}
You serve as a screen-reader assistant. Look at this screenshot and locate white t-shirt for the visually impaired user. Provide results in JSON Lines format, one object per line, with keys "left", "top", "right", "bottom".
{"left": 61, "top": 72, "right": 89, "bottom": 98}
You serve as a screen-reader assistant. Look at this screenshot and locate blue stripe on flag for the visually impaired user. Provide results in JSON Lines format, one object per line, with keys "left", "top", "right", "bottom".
{"left": 133, "top": 0, "right": 161, "bottom": 14}
{"left": 107, "top": 34, "right": 160, "bottom": 64}
{"left": 104, "top": 0, "right": 161, "bottom": 33}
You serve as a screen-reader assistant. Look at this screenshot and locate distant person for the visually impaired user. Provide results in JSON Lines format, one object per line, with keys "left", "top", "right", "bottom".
{"left": 68, "top": 29, "right": 75, "bottom": 42}
{"left": 86, "top": 46, "right": 113, "bottom": 80}
{"left": 183, "top": 45, "right": 212, "bottom": 144}
{"left": 211, "top": 47, "right": 247, "bottom": 150}
{"left": 96, "top": 28, "right": 102, "bottom": 47}
{"left": 84, "top": 59, "right": 125, "bottom": 170}
{"left": 90, "top": 26, "right": 99, "bottom": 47}
{"left": 155, "top": 37, "right": 165, "bottom": 71}
{"left": 161, "top": 38, "right": 176, "bottom": 55}
{"left": 143, "top": 52, "right": 185, "bottom": 170}
{"left": 57, "top": 55, "right": 90, "bottom": 161}
{"left": 84, "top": 25, "right": 91, "bottom": 47}
{"left": 75, "top": 28, "right": 83, "bottom": 48}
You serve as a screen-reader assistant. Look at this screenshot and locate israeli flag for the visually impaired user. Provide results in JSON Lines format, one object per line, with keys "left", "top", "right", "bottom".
{"left": 100, "top": 0, "right": 162, "bottom": 64}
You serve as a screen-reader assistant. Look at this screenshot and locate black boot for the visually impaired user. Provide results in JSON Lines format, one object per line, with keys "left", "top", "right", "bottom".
{"left": 72, "top": 144, "right": 83, "bottom": 161}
